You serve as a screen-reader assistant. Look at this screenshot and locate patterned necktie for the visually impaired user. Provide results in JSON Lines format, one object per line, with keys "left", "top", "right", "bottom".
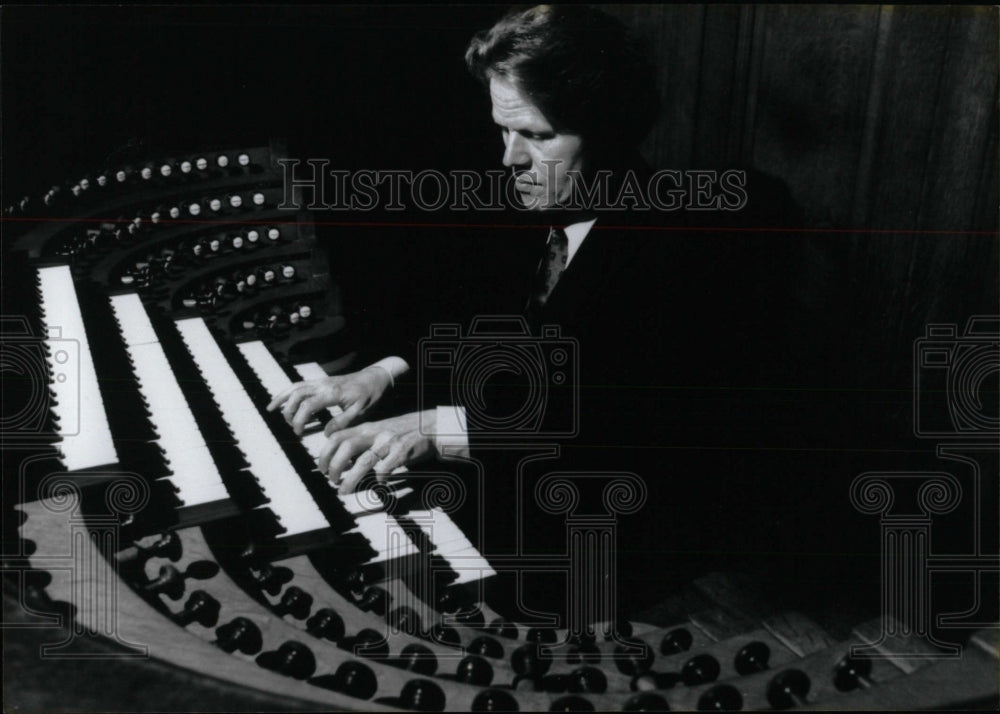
{"left": 527, "top": 226, "right": 569, "bottom": 313}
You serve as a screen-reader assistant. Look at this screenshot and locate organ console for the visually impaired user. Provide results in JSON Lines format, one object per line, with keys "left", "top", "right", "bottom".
{"left": 3, "top": 143, "right": 997, "bottom": 711}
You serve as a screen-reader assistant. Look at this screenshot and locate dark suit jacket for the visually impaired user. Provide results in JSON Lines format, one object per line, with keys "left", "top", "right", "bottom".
{"left": 335, "top": 170, "right": 856, "bottom": 618}
{"left": 454, "top": 174, "right": 852, "bottom": 618}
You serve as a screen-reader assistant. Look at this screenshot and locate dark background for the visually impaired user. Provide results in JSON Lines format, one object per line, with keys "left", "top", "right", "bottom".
{"left": 4, "top": 4, "right": 996, "bottom": 379}
{"left": 2, "top": 5, "right": 504, "bottom": 191}
{"left": 2, "top": 5, "right": 997, "bottom": 706}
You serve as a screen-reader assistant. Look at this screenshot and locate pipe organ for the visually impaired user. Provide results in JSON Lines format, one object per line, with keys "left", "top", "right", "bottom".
{"left": 4, "top": 144, "right": 997, "bottom": 711}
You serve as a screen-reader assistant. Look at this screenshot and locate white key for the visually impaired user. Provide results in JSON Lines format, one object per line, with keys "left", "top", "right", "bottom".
{"left": 445, "top": 546, "right": 497, "bottom": 584}
{"left": 238, "top": 340, "right": 408, "bottom": 504}
{"left": 237, "top": 340, "right": 293, "bottom": 397}
{"left": 293, "top": 361, "right": 347, "bottom": 419}
{"left": 37, "top": 265, "right": 118, "bottom": 471}
{"left": 411, "top": 508, "right": 495, "bottom": 579}
{"left": 107, "top": 291, "right": 158, "bottom": 346}
{"left": 109, "top": 294, "right": 228, "bottom": 506}
{"left": 239, "top": 341, "right": 335, "bottom": 434}
{"left": 411, "top": 509, "right": 469, "bottom": 547}
{"left": 176, "top": 318, "right": 328, "bottom": 535}
{"left": 350, "top": 513, "right": 419, "bottom": 563}
{"left": 339, "top": 486, "right": 415, "bottom": 516}
{"left": 237, "top": 340, "right": 434, "bottom": 569}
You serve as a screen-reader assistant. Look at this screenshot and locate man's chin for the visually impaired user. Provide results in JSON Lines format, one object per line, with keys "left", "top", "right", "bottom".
{"left": 516, "top": 192, "right": 561, "bottom": 211}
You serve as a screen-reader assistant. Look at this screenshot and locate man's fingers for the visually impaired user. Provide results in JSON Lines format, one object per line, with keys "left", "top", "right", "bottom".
{"left": 370, "top": 431, "right": 394, "bottom": 454}
{"left": 280, "top": 386, "right": 311, "bottom": 424}
{"left": 337, "top": 449, "right": 379, "bottom": 494}
{"left": 373, "top": 440, "right": 407, "bottom": 475}
{"left": 291, "top": 396, "right": 323, "bottom": 436}
{"left": 373, "top": 431, "right": 424, "bottom": 474}
{"left": 324, "top": 399, "right": 364, "bottom": 436}
{"left": 338, "top": 401, "right": 365, "bottom": 429}
{"left": 317, "top": 432, "right": 350, "bottom": 475}
{"left": 326, "top": 438, "right": 368, "bottom": 484}
{"left": 266, "top": 385, "right": 293, "bottom": 412}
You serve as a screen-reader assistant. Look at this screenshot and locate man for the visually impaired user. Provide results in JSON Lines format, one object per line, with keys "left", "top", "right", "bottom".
{"left": 269, "top": 4, "right": 784, "bottom": 617}
{"left": 269, "top": 4, "right": 661, "bottom": 484}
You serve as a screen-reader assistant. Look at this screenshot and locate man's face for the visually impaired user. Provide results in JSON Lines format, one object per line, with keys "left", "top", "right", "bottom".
{"left": 490, "top": 75, "right": 587, "bottom": 211}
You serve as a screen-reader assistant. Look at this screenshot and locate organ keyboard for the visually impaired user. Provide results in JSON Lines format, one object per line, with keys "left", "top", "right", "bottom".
{"left": 109, "top": 293, "right": 230, "bottom": 509}
{"left": 36, "top": 264, "right": 118, "bottom": 472}
{"left": 4, "top": 143, "right": 997, "bottom": 711}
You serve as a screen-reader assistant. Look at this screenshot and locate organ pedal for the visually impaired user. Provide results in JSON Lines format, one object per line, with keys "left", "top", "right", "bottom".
{"left": 18, "top": 495, "right": 999, "bottom": 710}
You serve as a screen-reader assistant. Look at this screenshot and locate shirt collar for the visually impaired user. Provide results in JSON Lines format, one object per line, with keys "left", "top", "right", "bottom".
{"left": 562, "top": 218, "right": 597, "bottom": 266}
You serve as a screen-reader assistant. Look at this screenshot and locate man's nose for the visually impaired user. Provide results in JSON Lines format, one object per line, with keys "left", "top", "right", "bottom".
{"left": 502, "top": 132, "right": 529, "bottom": 168}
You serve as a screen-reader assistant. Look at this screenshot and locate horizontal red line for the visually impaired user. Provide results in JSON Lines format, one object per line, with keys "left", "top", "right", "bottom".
{"left": 1, "top": 215, "right": 997, "bottom": 236}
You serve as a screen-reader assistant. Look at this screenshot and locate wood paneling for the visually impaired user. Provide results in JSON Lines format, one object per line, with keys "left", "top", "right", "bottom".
{"left": 607, "top": 4, "right": 997, "bottom": 234}
{"left": 604, "top": 3, "right": 997, "bottom": 438}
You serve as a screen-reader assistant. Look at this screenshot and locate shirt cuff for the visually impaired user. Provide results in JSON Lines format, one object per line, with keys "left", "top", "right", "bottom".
{"left": 434, "top": 405, "right": 469, "bottom": 458}
{"left": 370, "top": 356, "right": 410, "bottom": 387}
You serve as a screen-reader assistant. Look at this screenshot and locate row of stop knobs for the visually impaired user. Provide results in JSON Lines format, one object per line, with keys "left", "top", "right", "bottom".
{"left": 156, "top": 579, "right": 878, "bottom": 711}
{"left": 131, "top": 537, "right": 878, "bottom": 711}
{"left": 182, "top": 265, "right": 302, "bottom": 307}
{"left": 6, "top": 152, "right": 260, "bottom": 215}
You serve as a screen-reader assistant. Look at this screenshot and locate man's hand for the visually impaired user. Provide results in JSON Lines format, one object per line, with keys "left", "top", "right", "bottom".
{"left": 318, "top": 410, "right": 437, "bottom": 494}
{"left": 266, "top": 366, "right": 392, "bottom": 436}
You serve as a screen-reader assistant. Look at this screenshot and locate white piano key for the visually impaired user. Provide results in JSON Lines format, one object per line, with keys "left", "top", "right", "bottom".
{"left": 410, "top": 509, "right": 470, "bottom": 547}
{"left": 37, "top": 265, "right": 118, "bottom": 471}
{"left": 237, "top": 340, "right": 435, "bottom": 566}
{"left": 416, "top": 508, "right": 496, "bottom": 578}
{"left": 108, "top": 296, "right": 228, "bottom": 508}
{"left": 238, "top": 341, "right": 409, "bottom": 490}
{"left": 108, "top": 293, "right": 158, "bottom": 347}
{"left": 293, "top": 361, "right": 330, "bottom": 381}
{"left": 350, "top": 513, "right": 419, "bottom": 563}
{"left": 300, "top": 431, "right": 328, "bottom": 460}
{"left": 237, "top": 340, "right": 293, "bottom": 396}
{"left": 175, "top": 317, "right": 328, "bottom": 535}
{"left": 338, "top": 486, "right": 416, "bottom": 516}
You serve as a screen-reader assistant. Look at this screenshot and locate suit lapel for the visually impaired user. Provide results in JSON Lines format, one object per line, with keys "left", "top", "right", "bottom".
{"left": 539, "top": 226, "right": 638, "bottom": 321}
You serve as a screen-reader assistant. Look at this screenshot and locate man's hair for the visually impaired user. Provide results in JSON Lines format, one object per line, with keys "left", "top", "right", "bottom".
{"left": 465, "top": 4, "right": 658, "bottom": 159}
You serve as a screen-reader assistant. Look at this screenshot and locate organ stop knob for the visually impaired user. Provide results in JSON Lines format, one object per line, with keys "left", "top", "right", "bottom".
{"left": 734, "top": 640, "right": 770, "bottom": 675}
{"left": 614, "top": 637, "right": 654, "bottom": 676}
{"left": 833, "top": 654, "right": 874, "bottom": 691}
{"left": 142, "top": 560, "right": 218, "bottom": 600}
{"left": 766, "top": 669, "right": 811, "bottom": 709}
{"left": 398, "top": 644, "right": 438, "bottom": 676}
{"left": 454, "top": 655, "right": 493, "bottom": 686}
{"left": 310, "top": 661, "right": 378, "bottom": 699}
{"left": 549, "top": 695, "right": 594, "bottom": 712}
{"left": 471, "top": 688, "right": 519, "bottom": 712}
{"left": 215, "top": 616, "right": 263, "bottom": 655}
{"left": 623, "top": 692, "right": 670, "bottom": 711}
{"left": 468, "top": 635, "right": 504, "bottom": 659}
{"left": 660, "top": 627, "right": 693, "bottom": 654}
{"left": 274, "top": 585, "right": 313, "bottom": 620}
{"left": 172, "top": 590, "right": 220, "bottom": 627}
{"left": 256, "top": 640, "right": 316, "bottom": 680}
{"left": 305, "top": 608, "right": 345, "bottom": 642}
{"left": 697, "top": 684, "right": 743, "bottom": 711}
